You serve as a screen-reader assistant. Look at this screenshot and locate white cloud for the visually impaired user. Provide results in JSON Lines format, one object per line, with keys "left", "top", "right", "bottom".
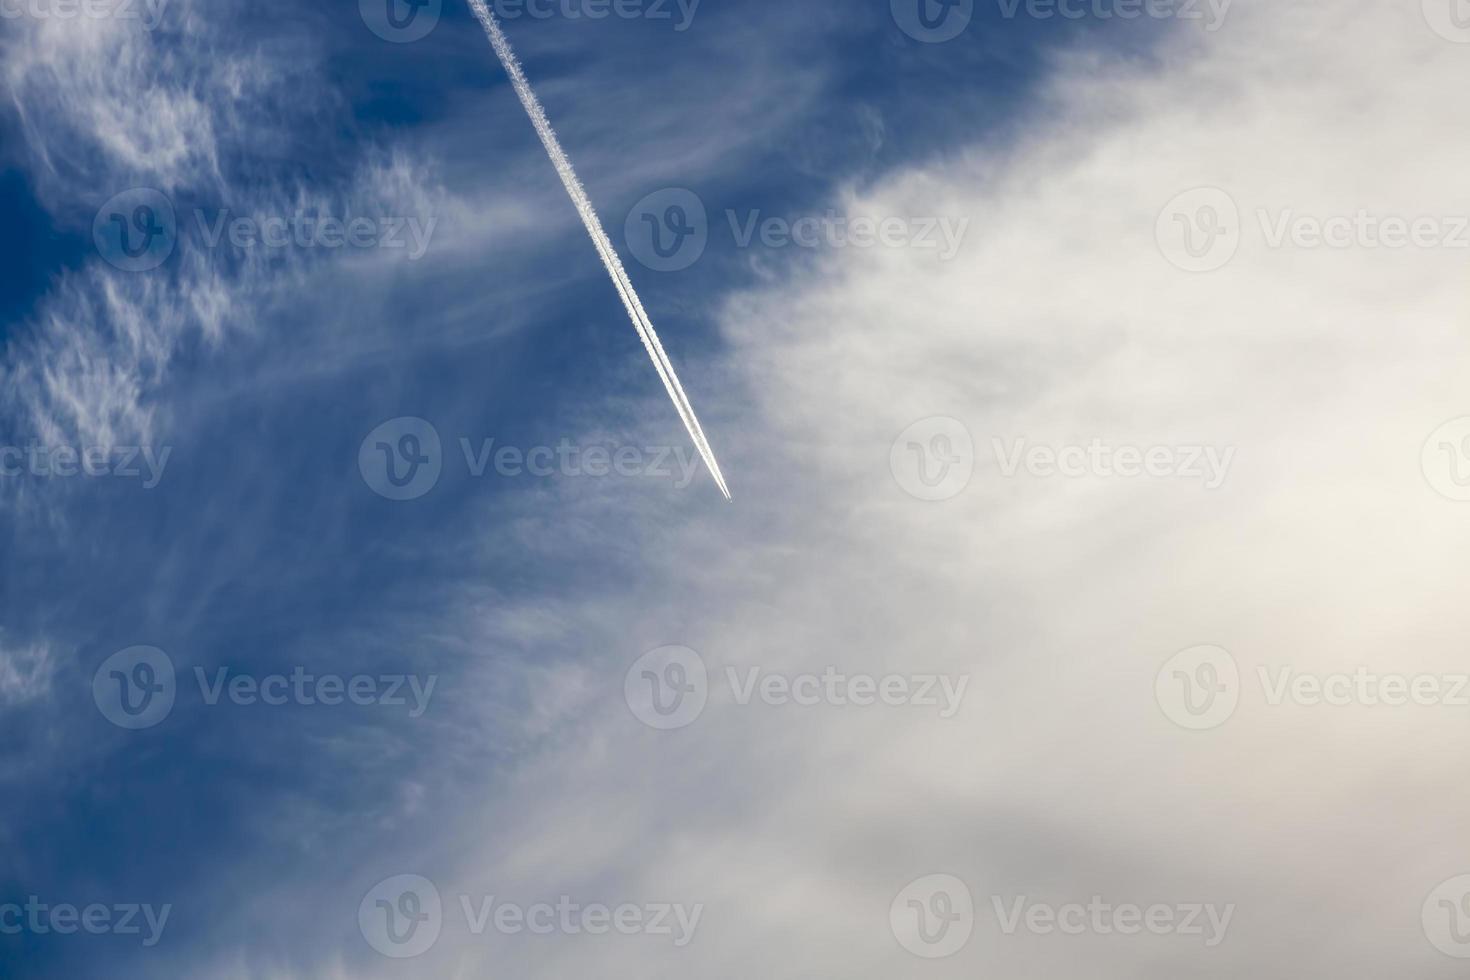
{"left": 326, "top": 1, "right": 1470, "bottom": 976}
{"left": 0, "top": 641, "right": 53, "bottom": 706}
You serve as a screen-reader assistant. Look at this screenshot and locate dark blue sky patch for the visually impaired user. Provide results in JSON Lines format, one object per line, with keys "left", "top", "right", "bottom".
{"left": 0, "top": 170, "right": 88, "bottom": 337}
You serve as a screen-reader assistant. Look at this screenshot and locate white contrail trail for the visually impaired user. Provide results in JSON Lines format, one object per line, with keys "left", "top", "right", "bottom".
{"left": 467, "top": 1, "right": 732, "bottom": 501}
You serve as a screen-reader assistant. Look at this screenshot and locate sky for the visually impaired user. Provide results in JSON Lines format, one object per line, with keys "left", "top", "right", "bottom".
{"left": 4, "top": 0, "right": 1470, "bottom": 976}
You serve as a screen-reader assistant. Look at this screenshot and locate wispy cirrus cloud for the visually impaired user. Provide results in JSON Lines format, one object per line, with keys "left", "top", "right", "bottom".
{"left": 0, "top": 641, "right": 52, "bottom": 707}
{"left": 0, "top": 1, "right": 455, "bottom": 474}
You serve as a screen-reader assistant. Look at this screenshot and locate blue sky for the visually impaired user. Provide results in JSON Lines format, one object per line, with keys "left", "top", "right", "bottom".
{"left": 6, "top": 0, "right": 1470, "bottom": 977}
{"left": 0, "top": 5, "right": 1077, "bottom": 974}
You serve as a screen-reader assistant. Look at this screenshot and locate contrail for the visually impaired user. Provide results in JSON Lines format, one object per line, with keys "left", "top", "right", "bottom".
{"left": 467, "top": 1, "right": 732, "bottom": 501}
